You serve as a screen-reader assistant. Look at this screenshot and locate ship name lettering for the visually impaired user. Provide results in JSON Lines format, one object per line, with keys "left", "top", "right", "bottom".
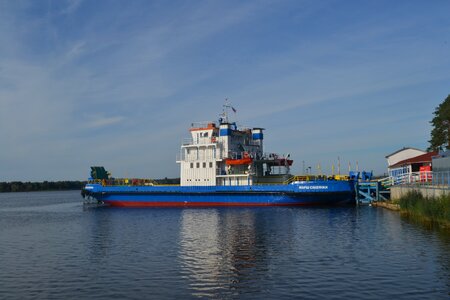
{"left": 298, "top": 186, "right": 328, "bottom": 190}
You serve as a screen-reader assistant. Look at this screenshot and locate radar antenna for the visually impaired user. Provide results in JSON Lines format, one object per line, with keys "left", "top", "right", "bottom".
{"left": 220, "top": 98, "right": 237, "bottom": 124}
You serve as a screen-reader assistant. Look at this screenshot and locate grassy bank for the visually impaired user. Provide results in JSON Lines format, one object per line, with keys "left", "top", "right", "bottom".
{"left": 397, "top": 190, "right": 450, "bottom": 227}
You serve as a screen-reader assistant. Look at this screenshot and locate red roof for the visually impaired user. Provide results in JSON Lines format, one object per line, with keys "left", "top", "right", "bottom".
{"left": 389, "top": 151, "right": 438, "bottom": 168}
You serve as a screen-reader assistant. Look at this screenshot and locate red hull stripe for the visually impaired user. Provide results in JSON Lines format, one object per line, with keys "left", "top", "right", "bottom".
{"left": 104, "top": 201, "right": 315, "bottom": 207}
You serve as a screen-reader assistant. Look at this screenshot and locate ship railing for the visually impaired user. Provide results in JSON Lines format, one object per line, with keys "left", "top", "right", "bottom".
{"left": 284, "top": 174, "right": 351, "bottom": 184}
{"left": 88, "top": 178, "right": 180, "bottom": 186}
{"left": 332, "top": 174, "right": 350, "bottom": 181}
{"left": 182, "top": 137, "right": 219, "bottom": 146}
{"left": 284, "top": 175, "right": 328, "bottom": 184}
{"left": 182, "top": 138, "right": 215, "bottom": 145}
{"left": 190, "top": 121, "right": 216, "bottom": 129}
{"left": 260, "top": 152, "right": 290, "bottom": 160}
{"left": 181, "top": 138, "right": 193, "bottom": 145}
{"left": 176, "top": 148, "right": 226, "bottom": 161}
{"left": 284, "top": 175, "right": 306, "bottom": 184}
{"left": 215, "top": 169, "right": 254, "bottom": 176}
{"left": 243, "top": 141, "right": 260, "bottom": 147}
{"left": 227, "top": 151, "right": 256, "bottom": 160}
{"left": 176, "top": 153, "right": 226, "bottom": 161}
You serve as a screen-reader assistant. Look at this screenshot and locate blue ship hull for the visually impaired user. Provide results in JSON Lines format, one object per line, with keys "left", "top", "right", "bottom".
{"left": 82, "top": 180, "right": 356, "bottom": 207}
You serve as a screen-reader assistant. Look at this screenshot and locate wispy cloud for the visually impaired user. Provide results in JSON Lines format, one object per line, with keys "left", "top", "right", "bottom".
{"left": 60, "top": 0, "right": 83, "bottom": 15}
{"left": 0, "top": 0, "right": 449, "bottom": 180}
{"left": 85, "top": 116, "right": 125, "bottom": 128}
{"left": 64, "top": 40, "right": 86, "bottom": 61}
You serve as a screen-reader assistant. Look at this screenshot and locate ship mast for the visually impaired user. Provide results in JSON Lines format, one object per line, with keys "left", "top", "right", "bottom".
{"left": 220, "top": 98, "right": 236, "bottom": 124}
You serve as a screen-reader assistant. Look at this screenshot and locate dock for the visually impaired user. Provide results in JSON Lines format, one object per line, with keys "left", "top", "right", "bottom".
{"left": 354, "top": 172, "right": 392, "bottom": 205}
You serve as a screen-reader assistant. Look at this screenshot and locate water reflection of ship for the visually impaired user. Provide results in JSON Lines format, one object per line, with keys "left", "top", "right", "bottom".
{"left": 86, "top": 208, "right": 113, "bottom": 262}
{"left": 179, "top": 209, "right": 268, "bottom": 297}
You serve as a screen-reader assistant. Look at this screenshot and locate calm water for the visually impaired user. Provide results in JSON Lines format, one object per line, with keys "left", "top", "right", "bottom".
{"left": 0, "top": 191, "right": 449, "bottom": 299}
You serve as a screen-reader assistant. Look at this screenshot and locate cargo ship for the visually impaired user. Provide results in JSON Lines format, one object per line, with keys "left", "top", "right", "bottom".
{"left": 82, "top": 105, "right": 356, "bottom": 207}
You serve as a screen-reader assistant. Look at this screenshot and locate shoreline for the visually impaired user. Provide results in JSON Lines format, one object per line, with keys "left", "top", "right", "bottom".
{"left": 372, "top": 199, "right": 450, "bottom": 230}
{"left": 372, "top": 201, "right": 400, "bottom": 211}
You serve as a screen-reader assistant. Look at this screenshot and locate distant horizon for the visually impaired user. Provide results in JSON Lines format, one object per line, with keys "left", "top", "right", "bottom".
{"left": 1, "top": 170, "right": 396, "bottom": 183}
{"left": 0, "top": 177, "right": 182, "bottom": 183}
{"left": 1, "top": 1, "right": 449, "bottom": 181}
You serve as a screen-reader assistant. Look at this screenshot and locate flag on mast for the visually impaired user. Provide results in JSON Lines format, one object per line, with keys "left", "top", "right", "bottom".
{"left": 224, "top": 98, "right": 236, "bottom": 113}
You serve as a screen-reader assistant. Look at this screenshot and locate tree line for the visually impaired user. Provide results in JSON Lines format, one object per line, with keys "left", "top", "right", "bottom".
{"left": 0, "top": 178, "right": 181, "bottom": 193}
{"left": 0, "top": 181, "right": 86, "bottom": 193}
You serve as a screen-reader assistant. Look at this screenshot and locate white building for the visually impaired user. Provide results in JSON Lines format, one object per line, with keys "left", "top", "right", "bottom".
{"left": 385, "top": 147, "right": 439, "bottom": 183}
{"left": 386, "top": 147, "right": 427, "bottom": 177}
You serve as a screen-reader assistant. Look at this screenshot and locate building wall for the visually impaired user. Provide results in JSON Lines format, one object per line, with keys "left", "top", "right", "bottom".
{"left": 391, "top": 185, "right": 450, "bottom": 200}
{"left": 432, "top": 155, "right": 450, "bottom": 172}
{"left": 181, "top": 160, "right": 216, "bottom": 186}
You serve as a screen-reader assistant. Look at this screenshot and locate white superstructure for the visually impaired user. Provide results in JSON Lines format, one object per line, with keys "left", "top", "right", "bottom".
{"left": 176, "top": 106, "right": 292, "bottom": 187}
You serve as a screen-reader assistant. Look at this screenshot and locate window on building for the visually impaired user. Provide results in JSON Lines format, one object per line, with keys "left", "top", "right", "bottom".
{"left": 196, "top": 162, "right": 200, "bottom": 168}
{"left": 209, "top": 162, "right": 213, "bottom": 168}
{"left": 190, "top": 163, "right": 193, "bottom": 168}
{"left": 203, "top": 162, "right": 206, "bottom": 168}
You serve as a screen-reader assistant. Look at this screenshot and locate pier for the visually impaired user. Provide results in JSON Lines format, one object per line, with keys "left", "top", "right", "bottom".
{"left": 355, "top": 181, "right": 390, "bottom": 204}
{"left": 354, "top": 172, "right": 392, "bottom": 205}
{"left": 356, "top": 170, "right": 450, "bottom": 204}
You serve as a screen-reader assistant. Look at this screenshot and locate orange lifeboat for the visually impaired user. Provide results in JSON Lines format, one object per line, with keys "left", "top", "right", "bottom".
{"left": 225, "top": 152, "right": 253, "bottom": 165}
{"left": 225, "top": 157, "right": 253, "bottom": 165}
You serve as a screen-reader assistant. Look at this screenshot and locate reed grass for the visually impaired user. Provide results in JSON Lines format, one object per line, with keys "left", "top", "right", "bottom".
{"left": 398, "top": 190, "right": 450, "bottom": 227}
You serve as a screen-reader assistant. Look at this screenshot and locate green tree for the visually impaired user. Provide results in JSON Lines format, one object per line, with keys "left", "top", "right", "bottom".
{"left": 428, "top": 95, "right": 450, "bottom": 151}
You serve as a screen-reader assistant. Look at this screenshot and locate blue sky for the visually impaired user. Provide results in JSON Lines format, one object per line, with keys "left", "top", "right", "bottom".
{"left": 1, "top": 0, "right": 449, "bottom": 181}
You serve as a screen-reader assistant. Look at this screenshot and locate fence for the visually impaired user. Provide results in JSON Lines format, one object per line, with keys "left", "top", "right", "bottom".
{"left": 382, "top": 171, "right": 450, "bottom": 188}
